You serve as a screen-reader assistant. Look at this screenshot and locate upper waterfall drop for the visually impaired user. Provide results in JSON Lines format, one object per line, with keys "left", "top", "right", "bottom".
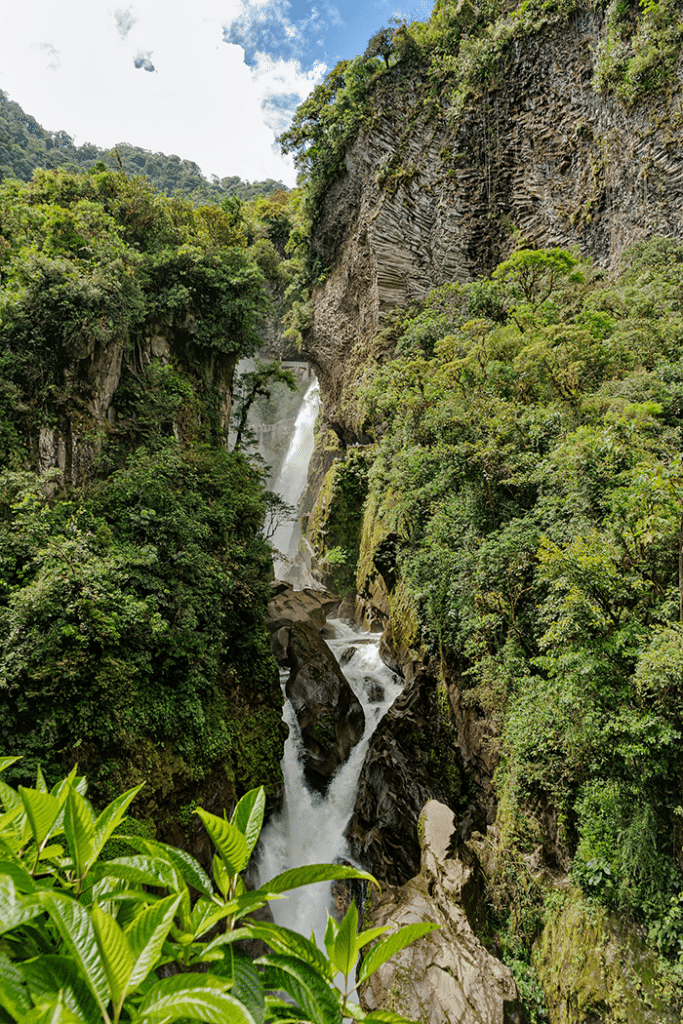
{"left": 269, "top": 376, "right": 320, "bottom": 586}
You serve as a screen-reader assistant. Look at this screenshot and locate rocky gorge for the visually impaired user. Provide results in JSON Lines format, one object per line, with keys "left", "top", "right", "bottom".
{"left": 269, "top": 1, "right": 683, "bottom": 1020}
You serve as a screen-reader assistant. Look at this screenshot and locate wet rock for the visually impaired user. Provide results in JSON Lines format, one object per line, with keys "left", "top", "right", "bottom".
{"left": 347, "top": 663, "right": 464, "bottom": 886}
{"left": 270, "top": 626, "right": 290, "bottom": 666}
{"left": 285, "top": 623, "right": 365, "bottom": 793}
{"left": 266, "top": 581, "right": 338, "bottom": 633}
{"left": 366, "top": 681, "right": 384, "bottom": 703}
{"left": 360, "top": 801, "right": 524, "bottom": 1024}
{"left": 340, "top": 646, "right": 357, "bottom": 666}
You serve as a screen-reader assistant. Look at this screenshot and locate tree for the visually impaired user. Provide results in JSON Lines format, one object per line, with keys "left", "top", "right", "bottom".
{"left": 364, "top": 27, "right": 395, "bottom": 68}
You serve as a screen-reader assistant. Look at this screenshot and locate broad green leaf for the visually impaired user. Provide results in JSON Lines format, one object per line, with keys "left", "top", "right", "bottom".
{"left": 357, "top": 923, "right": 440, "bottom": 985}
{"left": 260, "top": 864, "right": 376, "bottom": 896}
{"left": 50, "top": 767, "right": 79, "bottom": 802}
{"left": 223, "top": 949, "right": 264, "bottom": 1024}
{"left": 18, "top": 789, "right": 64, "bottom": 848}
{"left": 18, "top": 991, "right": 85, "bottom": 1024}
{"left": 257, "top": 955, "right": 342, "bottom": 1024}
{"left": 213, "top": 853, "right": 231, "bottom": 899}
{"left": 139, "top": 975, "right": 255, "bottom": 1024}
{"left": 0, "top": 805, "right": 23, "bottom": 832}
{"left": 0, "top": 757, "right": 21, "bottom": 775}
{"left": 90, "top": 855, "right": 178, "bottom": 890}
{"left": 21, "top": 955, "right": 100, "bottom": 1022}
{"left": 355, "top": 927, "right": 391, "bottom": 951}
{"left": 0, "top": 860, "right": 37, "bottom": 894}
{"left": 0, "top": 877, "right": 44, "bottom": 936}
{"left": 0, "top": 952, "right": 32, "bottom": 1018}
{"left": 91, "top": 903, "right": 134, "bottom": 1008}
{"left": 63, "top": 789, "right": 95, "bottom": 883}
{"left": 116, "top": 835, "right": 213, "bottom": 897}
{"left": 231, "top": 787, "right": 265, "bottom": 859}
{"left": 332, "top": 902, "right": 359, "bottom": 977}
{"left": 91, "top": 785, "right": 144, "bottom": 865}
{"left": 38, "top": 891, "right": 110, "bottom": 1017}
{"left": 194, "top": 808, "right": 248, "bottom": 875}
{"left": 324, "top": 915, "right": 338, "bottom": 963}
{"left": 34, "top": 767, "right": 48, "bottom": 795}
{"left": 125, "top": 894, "right": 182, "bottom": 992}
{"left": 236, "top": 922, "right": 333, "bottom": 981}
{"left": 0, "top": 780, "right": 22, "bottom": 813}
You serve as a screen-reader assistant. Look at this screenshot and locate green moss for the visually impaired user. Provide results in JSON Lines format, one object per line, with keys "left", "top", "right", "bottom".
{"left": 307, "top": 448, "right": 371, "bottom": 592}
{"left": 533, "top": 900, "right": 679, "bottom": 1023}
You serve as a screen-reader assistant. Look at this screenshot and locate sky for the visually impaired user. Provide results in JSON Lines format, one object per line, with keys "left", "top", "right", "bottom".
{"left": 0, "top": 0, "right": 434, "bottom": 186}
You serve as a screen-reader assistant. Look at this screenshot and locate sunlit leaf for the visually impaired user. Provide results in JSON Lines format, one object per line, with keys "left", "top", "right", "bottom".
{"left": 195, "top": 808, "right": 248, "bottom": 876}
{"left": 357, "top": 923, "right": 439, "bottom": 985}
{"left": 231, "top": 787, "right": 265, "bottom": 859}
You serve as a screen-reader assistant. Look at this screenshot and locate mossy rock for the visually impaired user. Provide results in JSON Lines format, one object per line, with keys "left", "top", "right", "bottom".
{"left": 533, "top": 900, "right": 678, "bottom": 1024}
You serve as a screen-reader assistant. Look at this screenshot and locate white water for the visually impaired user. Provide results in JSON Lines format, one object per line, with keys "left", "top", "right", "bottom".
{"left": 256, "top": 620, "right": 403, "bottom": 944}
{"left": 270, "top": 378, "right": 320, "bottom": 583}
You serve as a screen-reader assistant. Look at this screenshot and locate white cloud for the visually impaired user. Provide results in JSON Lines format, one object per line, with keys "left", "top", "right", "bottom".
{"left": 0, "top": 0, "right": 329, "bottom": 184}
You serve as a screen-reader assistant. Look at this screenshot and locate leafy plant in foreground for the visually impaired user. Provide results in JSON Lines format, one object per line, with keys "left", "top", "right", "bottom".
{"left": 0, "top": 757, "right": 437, "bottom": 1023}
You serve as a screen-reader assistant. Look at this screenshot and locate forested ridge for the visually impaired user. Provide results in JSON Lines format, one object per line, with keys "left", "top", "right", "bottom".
{"left": 0, "top": 89, "right": 287, "bottom": 204}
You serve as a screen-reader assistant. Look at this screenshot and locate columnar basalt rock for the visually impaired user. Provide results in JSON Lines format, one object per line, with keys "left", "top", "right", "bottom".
{"left": 284, "top": 621, "right": 365, "bottom": 793}
{"left": 302, "top": 10, "right": 683, "bottom": 438}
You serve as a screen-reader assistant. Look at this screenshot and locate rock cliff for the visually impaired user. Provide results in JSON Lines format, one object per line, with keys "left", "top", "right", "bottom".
{"left": 302, "top": 6, "right": 683, "bottom": 437}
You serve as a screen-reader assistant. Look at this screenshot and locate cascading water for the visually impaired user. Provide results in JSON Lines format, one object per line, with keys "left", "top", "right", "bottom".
{"left": 269, "top": 377, "right": 320, "bottom": 586}
{"left": 257, "top": 370, "right": 404, "bottom": 947}
{"left": 256, "top": 623, "right": 403, "bottom": 944}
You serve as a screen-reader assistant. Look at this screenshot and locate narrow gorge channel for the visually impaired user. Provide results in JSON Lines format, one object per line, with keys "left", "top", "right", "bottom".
{"left": 256, "top": 372, "right": 404, "bottom": 943}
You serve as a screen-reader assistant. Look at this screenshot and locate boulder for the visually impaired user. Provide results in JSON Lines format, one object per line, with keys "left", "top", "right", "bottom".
{"left": 285, "top": 623, "right": 365, "bottom": 793}
{"left": 266, "top": 581, "right": 338, "bottom": 633}
{"left": 360, "top": 801, "right": 524, "bottom": 1024}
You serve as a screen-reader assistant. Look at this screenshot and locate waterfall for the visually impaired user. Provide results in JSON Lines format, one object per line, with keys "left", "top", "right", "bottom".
{"left": 256, "top": 622, "right": 403, "bottom": 944}
{"left": 256, "top": 367, "right": 403, "bottom": 946}
{"left": 269, "top": 377, "right": 320, "bottom": 586}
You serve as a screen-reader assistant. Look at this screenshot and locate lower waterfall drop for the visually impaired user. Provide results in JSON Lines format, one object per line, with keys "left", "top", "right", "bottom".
{"left": 256, "top": 621, "right": 403, "bottom": 944}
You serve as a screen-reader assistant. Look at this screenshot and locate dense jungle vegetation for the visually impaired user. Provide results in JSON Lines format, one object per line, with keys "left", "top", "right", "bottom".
{"left": 0, "top": 165, "right": 297, "bottom": 831}
{"left": 0, "top": 90, "right": 287, "bottom": 205}
{"left": 322, "top": 241, "right": 683, "bottom": 994}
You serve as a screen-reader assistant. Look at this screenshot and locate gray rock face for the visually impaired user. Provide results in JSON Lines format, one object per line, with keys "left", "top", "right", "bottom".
{"left": 360, "top": 801, "right": 523, "bottom": 1024}
{"left": 284, "top": 622, "right": 365, "bottom": 793}
{"left": 347, "top": 661, "right": 464, "bottom": 886}
{"left": 265, "top": 581, "right": 339, "bottom": 635}
{"left": 303, "top": 10, "right": 683, "bottom": 439}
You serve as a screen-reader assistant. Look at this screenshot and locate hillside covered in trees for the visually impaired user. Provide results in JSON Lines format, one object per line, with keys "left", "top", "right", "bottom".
{"left": 0, "top": 89, "right": 287, "bottom": 204}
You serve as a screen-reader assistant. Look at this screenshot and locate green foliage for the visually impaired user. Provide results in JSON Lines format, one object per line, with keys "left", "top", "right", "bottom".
{"left": 0, "top": 761, "right": 432, "bottom": 1024}
{"left": 0, "top": 440, "right": 282, "bottom": 811}
{"left": 592, "top": 0, "right": 683, "bottom": 104}
{"left": 0, "top": 90, "right": 287, "bottom": 204}
{"left": 0, "top": 167, "right": 286, "bottom": 817}
{"left": 351, "top": 244, "right": 683, "bottom": 969}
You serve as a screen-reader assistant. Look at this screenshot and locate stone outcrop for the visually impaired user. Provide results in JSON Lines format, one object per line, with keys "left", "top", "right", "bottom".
{"left": 265, "top": 581, "right": 339, "bottom": 634}
{"left": 36, "top": 329, "right": 236, "bottom": 486}
{"left": 360, "top": 800, "right": 524, "bottom": 1024}
{"left": 534, "top": 901, "right": 678, "bottom": 1024}
{"left": 347, "top": 659, "right": 463, "bottom": 885}
{"left": 303, "top": 9, "right": 683, "bottom": 439}
{"left": 283, "top": 622, "right": 365, "bottom": 793}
